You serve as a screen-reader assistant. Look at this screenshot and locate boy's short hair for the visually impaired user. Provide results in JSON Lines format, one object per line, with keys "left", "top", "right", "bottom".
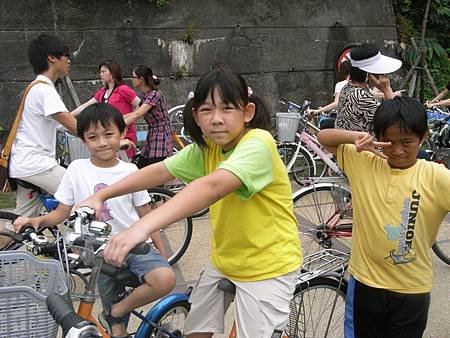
{"left": 77, "top": 103, "right": 126, "bottom": 140}
{"left": 374, "top": 96, "right": 428, "bottom": 139}
{"left": 28, "top": 34, "right": 69, "bottom": 74}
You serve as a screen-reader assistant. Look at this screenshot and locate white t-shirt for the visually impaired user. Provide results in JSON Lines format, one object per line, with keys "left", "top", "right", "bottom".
{"left": 334, "top": 80, "right": 348, "bottom": 95}
{"left": 10, "top": 75, "right": 69, "bottom": 177}
{"left": 55, "top": 159, "right": 150, "bottom": 234}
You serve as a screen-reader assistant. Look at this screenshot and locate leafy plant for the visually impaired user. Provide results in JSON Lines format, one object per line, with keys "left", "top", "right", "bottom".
{"left": 149, "top": 0, "right": 170, "bottom": 9}
{"left": 183, "top": 23, "right": 194, "bottom": 45}
{"left": 393, "top": 0, "right": 450, "bottom": 100}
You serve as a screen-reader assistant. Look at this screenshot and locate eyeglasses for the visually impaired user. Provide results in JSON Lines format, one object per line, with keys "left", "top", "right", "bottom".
{"left": 61, "top": 52, "right": 71, "bottom": 59}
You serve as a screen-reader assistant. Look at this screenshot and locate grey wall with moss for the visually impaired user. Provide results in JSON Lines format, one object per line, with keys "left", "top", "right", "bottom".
{"left": 0, "top": 0, "right": 399, "bottom": 135}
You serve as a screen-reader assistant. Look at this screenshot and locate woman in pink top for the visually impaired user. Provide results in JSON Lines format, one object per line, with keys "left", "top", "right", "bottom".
{"left": 72, "top": 60, "right": 141, "bottom": 158}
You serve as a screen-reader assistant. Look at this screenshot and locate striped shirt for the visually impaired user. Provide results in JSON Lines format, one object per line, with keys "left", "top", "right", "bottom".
{"left": 142, "top": 89, "right": 173, "bottom": 159}
{"left": 334, "top": 84, "right": 380, "bottom": 136}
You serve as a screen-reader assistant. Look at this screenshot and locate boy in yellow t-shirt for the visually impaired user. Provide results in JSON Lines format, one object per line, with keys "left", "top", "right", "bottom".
{"left": 318, "top": 96, "right": 450, "bottom": 338}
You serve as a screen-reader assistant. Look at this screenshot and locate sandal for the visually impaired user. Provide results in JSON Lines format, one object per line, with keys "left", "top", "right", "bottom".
{"left": 98, "top": 307, "right": 130, "bottom": 338}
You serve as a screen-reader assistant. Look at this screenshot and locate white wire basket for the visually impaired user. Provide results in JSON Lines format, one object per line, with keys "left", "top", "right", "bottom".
{"left": 0, "top": 251, "right": 68, "bottom": 337}
{"left": 65, "top": 132, "right": 90, "bottom": 161}
{"left": 276, "top": 112, "right": 301, "bottom": 142}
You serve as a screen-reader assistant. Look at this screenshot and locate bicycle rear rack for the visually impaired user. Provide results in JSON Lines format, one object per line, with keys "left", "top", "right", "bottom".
{"left": 299, "top": 249, "right": 349, "bottom": 283}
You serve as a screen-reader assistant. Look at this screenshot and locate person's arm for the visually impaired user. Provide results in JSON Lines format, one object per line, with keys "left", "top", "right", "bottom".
{"left": 369, "top": 74, "right": 394, "bottom": 100}
{"left": 308, "top": 93, "right": 340, "bottom": 117}
{"left": 124, "top": 103, "right": 152, "bottom": 126}
{"left": 317, "top": 128, "right": 390, "bottom": 158}
{"left": 429, "top": 88, "right": 449, "bottom": 104}
{"left": 136, "top": 203, "right": 169, "bottom": 260}
{"left": 131, "top": 96, "right": 141, "bottom": 109}
{"left": 13, "top": 203, "right": 72, "bottom": 233}
{"left": 52, "top": 112, "right": 77, "bottom": 134}
{"left": 428, "top": 98, "right": 450, "bottom": 108}
{"left": 103, "top": 168, "right": 242, "bottom": 266}
{"left": 70, "top": 97, "right": 97, "bottom": 117}
{"left": 79, "top": 161, "right": 175, "bottom": 216}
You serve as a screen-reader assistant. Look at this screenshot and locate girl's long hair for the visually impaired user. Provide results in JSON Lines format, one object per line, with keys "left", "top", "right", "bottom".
{"left": 133, "top": 65, "right": 161, "bottom": 89}
{"left": 183, "top": 66, "right": 271, "bottom": 147}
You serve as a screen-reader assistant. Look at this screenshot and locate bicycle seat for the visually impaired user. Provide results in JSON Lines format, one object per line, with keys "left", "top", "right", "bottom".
{"left": 15, "top": 179, "right": 43, "bottom": 192}
{"left": 101, "top": 264, "right": 141, "bottom": 288}
{"left": 217, "top": 278, "right": 236, "bottom": 295}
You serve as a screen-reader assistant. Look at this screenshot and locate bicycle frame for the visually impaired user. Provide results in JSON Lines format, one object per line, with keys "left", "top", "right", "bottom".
{"left": 294, "top": 181, "right": 353, "bottom": 243}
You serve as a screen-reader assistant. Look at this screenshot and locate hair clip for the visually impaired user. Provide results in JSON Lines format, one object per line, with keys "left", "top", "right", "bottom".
{"left": 188, "top": 91, "right": 195, "bottom": 99}
{"left": 152, "top": 74, "right": 158, "bottom": 80}
{"left": 247, "top": 86, "right": 253, "bottom": 97}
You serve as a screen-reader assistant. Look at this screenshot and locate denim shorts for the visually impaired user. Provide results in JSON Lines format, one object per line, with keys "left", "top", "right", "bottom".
{"left": 97, "top": 246, "right": 172, "bottom": 317}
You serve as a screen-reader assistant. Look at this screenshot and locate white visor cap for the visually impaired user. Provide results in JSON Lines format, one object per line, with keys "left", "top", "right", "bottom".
{"left": 349, "top": 52, "right": 402, "bottom": 74}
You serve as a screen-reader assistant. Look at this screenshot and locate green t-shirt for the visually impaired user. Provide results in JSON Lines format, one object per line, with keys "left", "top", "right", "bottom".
{"left": 165, "top": 129, "right": 302, "bottom": 281}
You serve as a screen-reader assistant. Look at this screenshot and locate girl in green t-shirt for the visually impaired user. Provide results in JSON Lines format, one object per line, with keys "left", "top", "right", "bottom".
{"left": 80, "top": 66, "right": 302, "bottom": 337}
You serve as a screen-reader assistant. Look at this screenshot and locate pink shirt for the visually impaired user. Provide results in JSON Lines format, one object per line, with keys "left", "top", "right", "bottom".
{"left": 94, "top": 84, "right": 138, "bottom": 157}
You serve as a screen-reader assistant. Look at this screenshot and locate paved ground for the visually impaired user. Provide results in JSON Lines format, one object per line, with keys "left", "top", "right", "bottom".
{"left": 1, "top": 206, "right": 448, "bottom": 337}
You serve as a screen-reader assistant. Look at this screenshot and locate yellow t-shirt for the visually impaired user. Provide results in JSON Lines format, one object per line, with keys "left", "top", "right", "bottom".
{"left": 165, "top": 129, "right": 302, "bottom": 281}
{"left": 337, "top": 144, "right": 450, "bottom": 293}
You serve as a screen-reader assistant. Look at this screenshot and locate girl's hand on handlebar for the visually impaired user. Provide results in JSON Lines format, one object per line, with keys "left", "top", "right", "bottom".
{"left": 104, "top": 226, "right": 149, "bottom": 266}
{"left": 13, "top": 217, "right": 38, "bottom": 233}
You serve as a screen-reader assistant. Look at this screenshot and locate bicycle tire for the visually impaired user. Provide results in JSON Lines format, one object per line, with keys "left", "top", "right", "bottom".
{"left": 432, "top": 219, "right": 450, "bottom": 265}
{"left": 145, "top": 300, "right": 190, "bottom": 337}
{"left": 293, "top": 185, "right": 353, "bottom": 258}
{"left": 0, "top": 211, "right": 20, "bottom": 250}
{"left": 285, "top": 276, "right": 347, "bottom": 338}
{"left": 147, "top": 188, "right": 193, "bottom": 266}
{"left": 277, "top": 143, "right": 315, "bottom": 184}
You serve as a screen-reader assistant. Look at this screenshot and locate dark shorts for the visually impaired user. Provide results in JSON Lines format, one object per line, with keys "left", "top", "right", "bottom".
{"left": 345, "top": 275, "right": 430, "bottom": 338}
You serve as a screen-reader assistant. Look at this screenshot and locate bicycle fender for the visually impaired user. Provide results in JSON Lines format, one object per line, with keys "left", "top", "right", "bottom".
{"left": 292, "top": 182, "right": 351, "bottom": 200}
{"left": 135, "top": 292, "right": 190, "bottom": 336}
{"left": 298, "top": 144, "right": 317, "bottom": 175}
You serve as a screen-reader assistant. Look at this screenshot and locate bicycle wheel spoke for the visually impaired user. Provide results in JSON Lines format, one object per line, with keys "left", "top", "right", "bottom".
{"left": 293, "top": 186, "right": 352, "bottom": 259}
{"left": 285, "top": 278, "right": 346, "bottom": 337}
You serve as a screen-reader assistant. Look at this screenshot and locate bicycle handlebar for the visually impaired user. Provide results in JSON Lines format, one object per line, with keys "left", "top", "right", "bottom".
{"left": 46, "top": 293, "right": 101, "bottom": 338}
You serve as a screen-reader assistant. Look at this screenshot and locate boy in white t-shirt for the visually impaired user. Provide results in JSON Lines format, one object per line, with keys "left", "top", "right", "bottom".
{"left": 10, "top": 34, "right": 78, "bottom": 217}
{"left": 14, "top": 103, "right": 176, "bottom": 338}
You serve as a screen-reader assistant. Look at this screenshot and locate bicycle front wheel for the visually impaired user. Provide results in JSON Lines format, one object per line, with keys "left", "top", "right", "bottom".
{"left": 277, "top": 143, "right": 315, "bottom": 184}
{"left": 432, "top": 215, "right": 450, "bottom": 265}
{"left": 148, "top": 188, "right": 193, "bottom": 266}
{"left": 145, "top": 300, "right": 190, "bottom": 337}
{"left": 285, "top": 276, "right": 347, "bottom": 338}
{"left": 293, "top": 185, "right": 353, "bottom": 257}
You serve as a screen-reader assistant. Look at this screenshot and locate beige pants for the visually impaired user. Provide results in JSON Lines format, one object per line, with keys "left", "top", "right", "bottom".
{"left": 185, "top": 262, "right": 300, "bottom": 337}
{"left": 14, "top": 165, "right": 66, "bottom": 217}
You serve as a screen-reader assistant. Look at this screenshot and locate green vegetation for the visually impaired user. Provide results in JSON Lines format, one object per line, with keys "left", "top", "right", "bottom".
{"left": 150, "top": 0, "right": 170, "bottom": 9}
{"left": 393, "top": 0, "right": 450, "bottom": 100}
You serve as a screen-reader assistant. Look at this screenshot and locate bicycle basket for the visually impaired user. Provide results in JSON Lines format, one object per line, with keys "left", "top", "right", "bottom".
{"left": 65, "top": 132, "right": 90, "bottom": 161}
{"left": 0, "top": 251, "right": 68, "bottom": 338}
{"left": 276, "top": 112, "right": 301, "bottom": 142}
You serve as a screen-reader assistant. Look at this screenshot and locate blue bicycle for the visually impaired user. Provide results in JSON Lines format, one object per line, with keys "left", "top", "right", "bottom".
{"left": 42, "top": 208, "right": 191, "bottom": 338}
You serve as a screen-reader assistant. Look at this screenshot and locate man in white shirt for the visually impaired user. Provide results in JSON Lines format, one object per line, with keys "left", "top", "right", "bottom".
{"left": 9, "top": 34, "right": 77, "bottom": 216}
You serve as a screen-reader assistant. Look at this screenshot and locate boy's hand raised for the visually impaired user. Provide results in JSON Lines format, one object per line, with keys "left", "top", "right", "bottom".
{"left": 354, "top": 132, "right": 391, "bottom": 160}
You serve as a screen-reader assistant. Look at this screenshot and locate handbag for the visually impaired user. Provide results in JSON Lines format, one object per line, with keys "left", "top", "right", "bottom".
{"left": 0, "top": 80, "right": 47, "bottom": 192}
